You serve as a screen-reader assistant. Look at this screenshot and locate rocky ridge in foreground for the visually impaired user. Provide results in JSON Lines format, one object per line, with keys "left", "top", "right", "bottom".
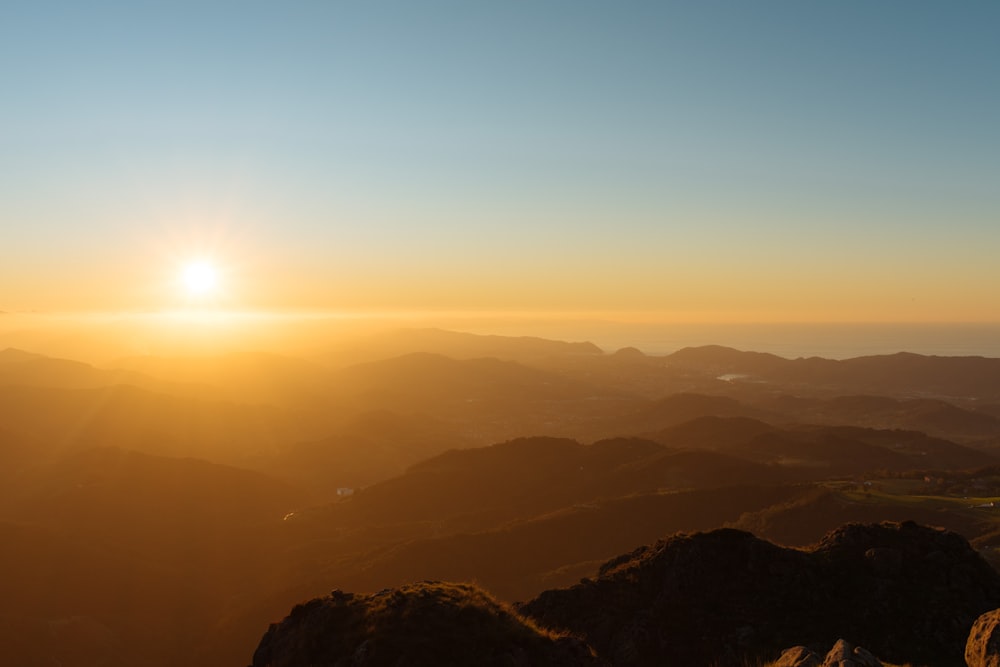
{"left": 251, "top": 581, "right": 600, "bottom": 667}
{"left": 252, "top": 522, "right": 1000, "bottom": 666}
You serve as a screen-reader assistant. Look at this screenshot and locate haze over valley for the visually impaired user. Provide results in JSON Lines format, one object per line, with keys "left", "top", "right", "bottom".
{"left": 3, "top": 327, "right": 1000, "bottom": 665}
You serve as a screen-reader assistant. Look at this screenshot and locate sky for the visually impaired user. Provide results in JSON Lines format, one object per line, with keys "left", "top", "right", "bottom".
{"left": 2, "top": 1, "right": 998, "bottom": 322}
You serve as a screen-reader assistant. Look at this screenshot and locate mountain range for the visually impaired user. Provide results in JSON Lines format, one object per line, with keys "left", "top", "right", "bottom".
{"left": 4, "top": 329, "right": 1000, "bottom": 665}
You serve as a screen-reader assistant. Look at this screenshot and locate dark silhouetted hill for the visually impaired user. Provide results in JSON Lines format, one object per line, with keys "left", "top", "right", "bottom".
{"left": 592, "top": 392, "right": 779, "bottom": 439}
{"left": 735, "top": 430, "right": 912, "bottom": 475}
{"left": 668, "top": 344, "right": 788, "bottom": 374}
{"left": 645, "top": 415, "right": 994, "bottom": 476}
{"left": 520, "top": 522, "right": 1000, "bottom": 666}
{"left": 334, "top": 436, "right": 789, "bottom": 530}
{"left": 251, "top": 581, "right": 601, "bottom": 667}
{"left": 602, "top": 448, "right": 790, "bottom": 493}
{"left": 758, "top": 393, "right": 1000, "bottom": 443}
{"left": 736, "top": 424, "right": 994, "bottom": 473}
{"left": 647, "top": 414, "right": 777, "bottom": 449}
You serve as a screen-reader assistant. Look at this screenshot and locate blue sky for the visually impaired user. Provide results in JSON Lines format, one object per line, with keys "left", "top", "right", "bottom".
{"left": 2, "top": 1, "right": 998, "bottom": 319}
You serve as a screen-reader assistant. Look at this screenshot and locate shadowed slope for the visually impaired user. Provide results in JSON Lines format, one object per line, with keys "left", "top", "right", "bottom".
{"left": 519, "top": 521, "right": 1000, "bottom": 667}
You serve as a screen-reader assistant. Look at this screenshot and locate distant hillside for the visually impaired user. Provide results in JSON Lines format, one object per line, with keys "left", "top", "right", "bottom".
{"left": 329, "top": 327, "right": 603, "bottom": 365}
{"left": 107, "top": 351, "right": 335, "bottom": 406}
{"left": 666, "top": 345, "right": 1000, "bottom": 400}
{"left": 581, "top": 389, "right": 1000, "bottom": 447}
{"left": 333, "top": 352, "right": 608, "bottom": 405}
{"left": 604, "top": 407, "right": 994, "bottom": 477}
{"left": 520, "top": 522, "right": 1000, "bottom": 666}
{"left": 0, "top": 347, "right": 173, "bottom": 392}
{"left": 727, "top": 486, "right": 998, "bottom": 547}
{"left": 591, "top": 392, "right": 779, "bottom": 438}
{"left": 761, "top": 393, "right": 1000, "bottom": 441}
{"left": 731, "top": 423, "right": 994, "bottom": 474}
{"left": 330, "top": 353, "right": 632, "bottom": 442}
{"left": 647, "top": 415, "right": 777, "bottom": 449}
{"left": 328, "top": 485, "right": 810, "bottom": 601}
{"left": 266, "top": 410, "right": 473, "bottom": 496}
{"left": 1, "top": 447, "right": 308, "bottom": 556}
{"left": 0, "top": 384, "right": 300, "bottom": 463}
{"left": 332, "top": 436, "right": 789, "bottom": 530}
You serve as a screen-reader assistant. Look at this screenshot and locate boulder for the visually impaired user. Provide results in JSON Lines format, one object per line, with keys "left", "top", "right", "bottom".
{"left": 773, "top": 645, "right": 821, "bottom": 666}
{"left": 967, "top": 609, "right": 1000, "bottom": 667}
{"left": 821, "top": 639, "right": 881, "bottom": 666}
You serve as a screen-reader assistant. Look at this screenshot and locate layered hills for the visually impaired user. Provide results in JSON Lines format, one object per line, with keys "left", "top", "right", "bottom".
{"left": 3, "top": 331, "right": 1000, "bottom": 665}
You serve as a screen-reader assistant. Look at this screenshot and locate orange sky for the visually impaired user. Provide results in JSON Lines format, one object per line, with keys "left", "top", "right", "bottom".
{"left": 2, "top": 4, "right": 998, "bottom": 323}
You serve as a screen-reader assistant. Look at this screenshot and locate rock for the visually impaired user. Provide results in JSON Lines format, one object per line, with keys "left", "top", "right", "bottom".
{"left": 773, "top": 645, "right": 821, "bottom": 666}
{"left": 822, "top": 638, "right": 853, "bottom": 666}
{"left": 773, "top": 641, "right": 882, "bottom": 667}
{"left": 821, "top": 639, "right": 881, "bottom": 666}
{"left": 849, "top": 644, "right": 881, "bottom": 667}
{"left": 966, "top": 608, "right": 1000, "bottom": 667}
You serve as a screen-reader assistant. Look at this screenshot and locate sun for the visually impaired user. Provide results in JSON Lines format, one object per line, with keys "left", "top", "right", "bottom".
{"left": 180, "top": 260, "right": 220, "bottom": 297}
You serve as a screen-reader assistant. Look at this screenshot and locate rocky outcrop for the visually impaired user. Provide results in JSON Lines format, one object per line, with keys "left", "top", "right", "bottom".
{"left": 820, "top": 639, "right": 881, "bottom": 667}
{"left": 772, "top": 645, "right": 822, "bottom": 667}
{"left": 250, "top": 522, "right": 1000, "bottom": 667}
{"left": 967, "top": 609, "right": 1000, "bottom": 667}
{"left": 772, "top": 639, "right": 881, "bottom": 666}
{"left": 519, "top": 521, "right": 1000, "bottom": 666}
{"left": 250, "top": 581, "right": 601, "bottom": 667}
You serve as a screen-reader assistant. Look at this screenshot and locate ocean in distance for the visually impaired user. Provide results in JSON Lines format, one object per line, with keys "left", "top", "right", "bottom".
{"left": 591, "top": 322, "right": 1000, "bottom": 360}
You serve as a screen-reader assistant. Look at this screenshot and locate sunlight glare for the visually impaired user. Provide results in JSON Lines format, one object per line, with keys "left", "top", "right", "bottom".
{"left": 180, "top": 261, "right": 220, "bottom": 297}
